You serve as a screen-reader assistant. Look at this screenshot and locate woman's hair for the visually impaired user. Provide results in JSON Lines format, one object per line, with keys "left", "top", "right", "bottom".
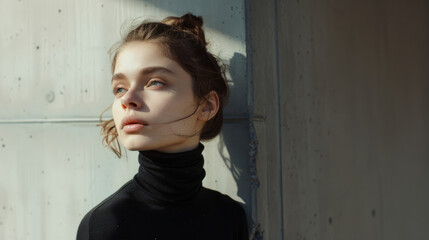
{"left": 99, "top": 13, "right": 230, "bottom": 158}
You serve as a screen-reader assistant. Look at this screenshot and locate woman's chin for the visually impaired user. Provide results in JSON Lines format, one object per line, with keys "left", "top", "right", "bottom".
{"left": 124, "top": 145, "right": 145, "bottom": 151}
{"left": 119, "top": 133, "right": 198, "bottom": 153}
{"left": 120, "top": 136, "right": 153, "bottom": 151}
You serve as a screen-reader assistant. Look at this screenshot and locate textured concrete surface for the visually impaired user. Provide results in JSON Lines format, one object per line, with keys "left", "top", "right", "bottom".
{"left": 251, "top": 0, "right": 429, "bottom": 239}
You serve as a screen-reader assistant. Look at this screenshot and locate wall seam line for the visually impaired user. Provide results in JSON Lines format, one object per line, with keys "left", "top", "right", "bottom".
{"left": 274, "top": 0, "right": 285, "bottom": 239}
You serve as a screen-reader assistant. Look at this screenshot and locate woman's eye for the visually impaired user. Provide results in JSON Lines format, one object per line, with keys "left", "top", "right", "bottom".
{"left": 147, "top": 80, "right": 164, "bottom": 88}
{"left": 113, "top": 87, "right": 126, "bottom": 95}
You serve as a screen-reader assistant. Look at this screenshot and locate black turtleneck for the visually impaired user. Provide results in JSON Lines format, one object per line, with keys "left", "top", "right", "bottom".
{"left": 76, "top": 143, "right": 249, "bottom": 240}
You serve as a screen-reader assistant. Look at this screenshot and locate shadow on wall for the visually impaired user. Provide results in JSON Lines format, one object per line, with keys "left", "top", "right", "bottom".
{"left": 218, "top": 52, "right": 252, "bottom": 224}
{"left": 218, "top": 124, "right": 250, "bottom": 203}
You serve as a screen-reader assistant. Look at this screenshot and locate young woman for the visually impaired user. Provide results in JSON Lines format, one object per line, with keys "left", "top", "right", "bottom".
{"left": 76, "top": 13, "right": 249, "bottom": 240}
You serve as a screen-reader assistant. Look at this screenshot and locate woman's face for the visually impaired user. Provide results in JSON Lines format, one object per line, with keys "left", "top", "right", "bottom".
{"left": 111, "top": 41, "right": 203, "bottom": 153}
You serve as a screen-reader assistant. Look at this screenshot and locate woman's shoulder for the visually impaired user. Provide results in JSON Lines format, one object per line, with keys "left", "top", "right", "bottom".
{"left": 198, "top": 187, "right": 249, "bottom": 239}
{"left": 199, "top": 187, "right": 247, "bottom": 215}
{"left": 76, "top": 180, "right": 135, "bottom": 240}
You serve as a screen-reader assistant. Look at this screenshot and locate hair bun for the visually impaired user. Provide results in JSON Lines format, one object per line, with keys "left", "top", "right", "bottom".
{"left": 162, "top": 13, "right": 207, "bottom": 46}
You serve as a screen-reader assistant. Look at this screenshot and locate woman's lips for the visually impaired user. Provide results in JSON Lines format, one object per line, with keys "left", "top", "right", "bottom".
{"left": 121, "top": 115, "right": 148, "bottom": 133}
{"left": 123, "top": 123, "right": 145, "bottom": 133}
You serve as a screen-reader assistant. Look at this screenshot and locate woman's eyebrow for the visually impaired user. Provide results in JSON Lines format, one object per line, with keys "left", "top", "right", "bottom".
{"left": 111, "top": 73, "right": 126, "bottom": 83}
{"left": 139, "top": 66, "right": 174, "bottom": 76}
{"left": 111, "top": 67, "right": 174, "bottom": 83}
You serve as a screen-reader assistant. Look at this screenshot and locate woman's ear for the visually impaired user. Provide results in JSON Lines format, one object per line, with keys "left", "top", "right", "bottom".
{"left": 198, "top": 91, "right": 220, "bottom": 122}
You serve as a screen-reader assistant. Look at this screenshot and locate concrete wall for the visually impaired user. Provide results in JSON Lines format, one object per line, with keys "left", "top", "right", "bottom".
{"left": 251, "top": 0, "right": 429, "bottom": 239}
{"left": 0, "top": 0, "right": 252, "bottom": 239}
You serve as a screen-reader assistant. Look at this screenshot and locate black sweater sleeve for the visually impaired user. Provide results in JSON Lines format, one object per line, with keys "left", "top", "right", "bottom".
{"left": 76, "top": 210, "right": 90, "bottom": 240}
{"left": 237, "top": 204, "right": 250, "bottom": 240}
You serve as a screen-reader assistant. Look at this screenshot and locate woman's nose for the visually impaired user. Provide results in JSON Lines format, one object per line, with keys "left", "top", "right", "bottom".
{"left": 120, "top": 87, "right": 143, "bottom": 110}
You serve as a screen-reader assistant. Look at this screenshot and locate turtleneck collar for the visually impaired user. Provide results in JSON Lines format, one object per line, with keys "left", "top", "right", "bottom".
{"left": 134, "top": 143, "right": 206, "bottom": 205}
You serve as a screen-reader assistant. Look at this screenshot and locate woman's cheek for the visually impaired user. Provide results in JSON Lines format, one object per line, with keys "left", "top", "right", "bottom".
{"left": 112, "top": 101, "right": 122, "bottom": 126}
{"left": 148, "top": 94, "right": 178, "bottom": 111}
